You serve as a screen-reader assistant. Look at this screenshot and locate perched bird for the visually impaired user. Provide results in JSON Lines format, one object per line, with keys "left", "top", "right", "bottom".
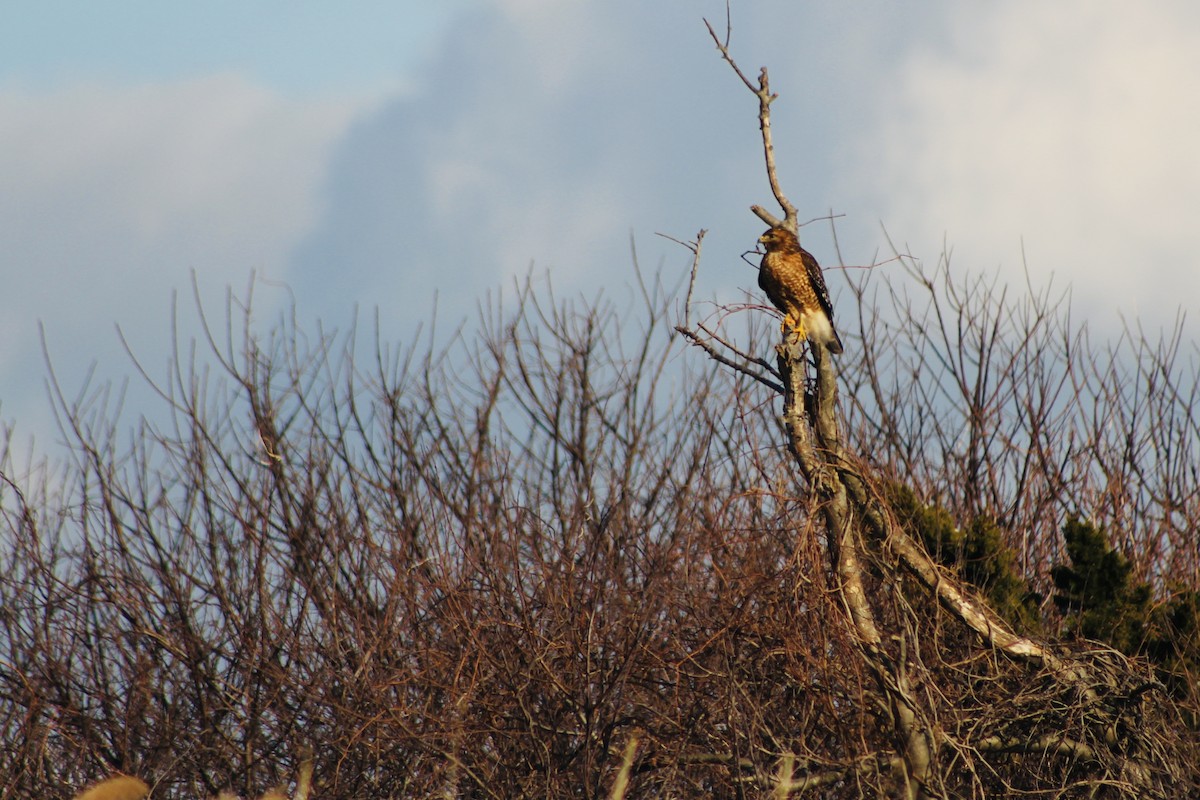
{"left": 757, "top": 226, "right": 844, "bottom": 355}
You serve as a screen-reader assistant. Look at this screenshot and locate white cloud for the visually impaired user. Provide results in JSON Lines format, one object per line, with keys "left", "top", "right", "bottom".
{"left": 285, "top": 0, "right": 747, "bottom": 332}
{"left": 853, "top": 1, "right": 1200, "bottom": 323}
{"left": 0, "top": 75, "right": 379, "bottom": 451}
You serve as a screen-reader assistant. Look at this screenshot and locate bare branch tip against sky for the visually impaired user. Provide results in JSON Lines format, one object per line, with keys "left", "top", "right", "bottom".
{"left": 1, "top": 0, "right": 1198, "bottom": 456}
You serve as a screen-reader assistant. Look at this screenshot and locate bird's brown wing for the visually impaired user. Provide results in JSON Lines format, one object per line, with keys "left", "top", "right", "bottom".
{"left": 800, "top": 246, "right": 836, "bottom": 322}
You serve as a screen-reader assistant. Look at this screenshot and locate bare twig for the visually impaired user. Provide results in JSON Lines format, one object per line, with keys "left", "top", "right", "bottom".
{"left": 703, "top": 15, "right": 797, "bottom": 228}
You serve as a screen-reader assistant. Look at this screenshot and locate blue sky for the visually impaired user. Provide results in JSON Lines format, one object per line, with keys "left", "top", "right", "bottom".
{"left": 2, "top": 0, "right": 1199, "bottom": 466}
{"left": 0, "top": 2, "right": 464, "bottom": 92}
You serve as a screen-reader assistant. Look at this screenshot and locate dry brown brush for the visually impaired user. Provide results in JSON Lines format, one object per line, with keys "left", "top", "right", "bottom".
{"left": 0, "top": 269, "right": 860, "bottom": 797}
{"left": 2, "top": 235, "right": 1199, "bottom": 797}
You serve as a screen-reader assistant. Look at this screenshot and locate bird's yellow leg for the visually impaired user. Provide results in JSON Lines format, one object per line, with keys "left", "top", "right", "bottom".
{"left": 780, "top": 314, "right": 806, "bottom": 342}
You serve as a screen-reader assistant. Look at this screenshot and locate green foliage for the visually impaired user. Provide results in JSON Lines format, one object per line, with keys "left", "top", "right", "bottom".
{"left": 1050, "top": 516, "right": 1151, "bottom": 654}
{"left": 1050, "top": 517, "right": 1200, "bottom": 718}
{"left": 1145, "top": 590, "right": 1200, "bottom": 664}
{"left": 1144, "top": 589, "right": 1200, "bottom": 703}
{"left": 886, "top": 484, "right": 1041, "bottom": 633}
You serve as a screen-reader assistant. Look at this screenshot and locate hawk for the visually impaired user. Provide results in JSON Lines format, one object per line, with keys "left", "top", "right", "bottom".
{"left": 757, "top": 226, "right": 844, "bottom": 355}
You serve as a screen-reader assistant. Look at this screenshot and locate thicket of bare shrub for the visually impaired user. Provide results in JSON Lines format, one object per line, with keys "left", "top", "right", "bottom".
{"left": 0, "top": 269, "right": 839, "bottom": 797}
{"left": 1, "top": 240, "right": 1198, "bottom": 796}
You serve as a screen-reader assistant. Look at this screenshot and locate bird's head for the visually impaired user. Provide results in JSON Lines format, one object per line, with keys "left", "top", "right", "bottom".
{"left": 758, "top": 226, "right": 797, "bottom": 252}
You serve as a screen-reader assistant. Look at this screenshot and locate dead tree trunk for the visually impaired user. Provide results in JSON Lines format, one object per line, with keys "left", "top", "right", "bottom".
{"left": 673, "top": 13, "right": 1189, "bottom": 797}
